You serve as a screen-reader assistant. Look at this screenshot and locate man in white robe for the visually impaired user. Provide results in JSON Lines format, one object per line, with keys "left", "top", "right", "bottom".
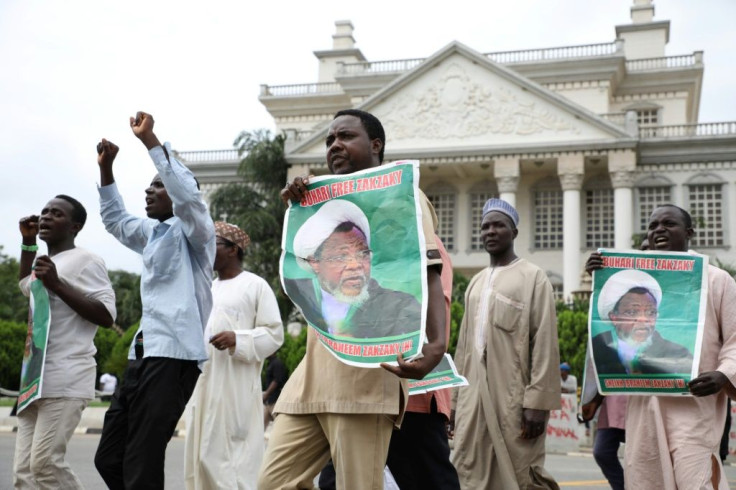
{"left": 184, "top": 221, "right": 284, "bottom": 490}
{"left": 451, "top": 198, "right": 561, "bottom": 490}
{"left": 585, "top": 204, "right": 736, "bottom": 489}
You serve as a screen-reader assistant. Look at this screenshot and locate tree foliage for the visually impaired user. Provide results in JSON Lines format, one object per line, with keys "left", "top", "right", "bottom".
{"left": 0, "top": 247, "right": 28, "bottom": 323}
{"left": 278, "top": 327, "right": 308, "bottom": 375}
{"left": 108, "top": 270, "right": 142, "bottom": 330}
{"left": 208, "top": 130, "right": 292, "bottom": 319}
{"left": 103, "top": 323, "right": 139, "bottom": 379}
{"left": 451, "top": 271, "right": 470, "bottom": 305}
{"left": 448, "top": 301, "right": 464, "bottom": 357}
{"left": 556, "top": 306, "right": 589, "bottom": 380}
{"left": 0, "top": 320, "right": 26, "bottom": 390}
{"left": 94, "top": 327, "right": 121, "bottom": 381}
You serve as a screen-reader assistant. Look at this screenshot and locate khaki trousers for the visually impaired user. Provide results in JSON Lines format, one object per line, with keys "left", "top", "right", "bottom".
{"left": 258, "top": 412, "right": 394, "bottom": 490}
{"left": 13, "top": 397, "right": 87, "bottom": 490}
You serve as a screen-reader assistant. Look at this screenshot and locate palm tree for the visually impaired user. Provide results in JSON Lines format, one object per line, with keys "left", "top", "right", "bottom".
{"left": 208, "top": 130, "right": 293, "bottom": 318}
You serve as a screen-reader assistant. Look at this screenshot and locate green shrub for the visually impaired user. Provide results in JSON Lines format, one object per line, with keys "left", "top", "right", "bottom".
{"left": 0, "top": 320, "right": 26, "bottom": 390}
{"left": 278, "top": 327, "right": 307, "bottom": 375}
{"left": 103, "top": 323, "right": 138, "bottom": 379}
{"left": 0, "top": 249, "right": 28, "bottom": 323}
{"left": 557, "top": 309, "right": 588, "bottom": 380}
{"left": 94, "top": 327, "right": 121, "bottom": 381}
{"left": 448, "top": 301, "right": 464, "bottom": 357}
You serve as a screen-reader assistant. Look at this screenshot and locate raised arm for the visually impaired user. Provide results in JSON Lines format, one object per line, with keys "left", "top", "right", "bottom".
{"left": 97, "top": 138, "right": 151, "bottom": 253}
{"left": 131, "top": 111, "right": 214, "bottom": 249}
{"left": 97, "top": 138, "right": 119, "bottom": 187}
{"left": 18, "top": 215, "right": 40, "bottom": 283}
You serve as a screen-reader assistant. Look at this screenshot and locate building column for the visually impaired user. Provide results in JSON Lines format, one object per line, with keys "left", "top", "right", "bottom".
{"left": 558, "top": 153, "right": 585, "bottom": 301}
{"left": 494, "top": 156, "right": 520, "bottom": 207}
{"left": 610, "top": 170, "right": 635, "bottom": 249}
{"left": 497, "top": 177, "right": 519, "bottom": 208}
{"left": 608, "top": 150, "right": 637, "bottom": 250}
{"left": 560, "top": 173, "right": 584, "bottom": 301}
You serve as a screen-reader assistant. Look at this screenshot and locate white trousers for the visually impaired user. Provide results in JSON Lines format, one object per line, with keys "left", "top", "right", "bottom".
{"left": 13, "top": 397, "right": 87, "bottom": 490}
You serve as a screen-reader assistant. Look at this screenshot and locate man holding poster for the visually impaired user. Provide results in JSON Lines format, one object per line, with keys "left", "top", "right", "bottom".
{"left": 285, "top": 199, "right": 420, "bottom": 339}
{"left": 14, "top": 196, "right": 116, "bottom": 489}
{"left": 586, "top": 204, "right": 736, "bottom": 489}
{"left": 259, "top": 109, "right": 446, "bottom": 490}
{"left": 592, "top": 268, "right": 694, "bottom": 375}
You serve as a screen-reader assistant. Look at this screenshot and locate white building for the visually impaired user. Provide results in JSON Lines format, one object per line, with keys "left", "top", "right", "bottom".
{"left": 181, "top": 0, "right": 736, "bottom": 300}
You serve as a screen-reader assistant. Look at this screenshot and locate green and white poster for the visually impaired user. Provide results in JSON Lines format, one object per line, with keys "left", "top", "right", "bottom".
{"left": 589, "top": 249, "right": 707, "bottom": 395}
{"left": 18, "top": 277, "right": 51, "bottom": 413}
{"left": 280, "top": 161, "right": 427, "bottom": 367}
{"left": 408, "top": 353, "right": 468, "bottom": 395}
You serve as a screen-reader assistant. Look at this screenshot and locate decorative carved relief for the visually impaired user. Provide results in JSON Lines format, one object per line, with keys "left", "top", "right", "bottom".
{"left": 496, "top": 176, "right": 519, "bottom": 193}
{"left": 609, "top": 171, "right": 635, "bottom": 189}
{"left": 383, "top": 63, "right": 580, "bottom": 140}
{"left": 558, "top": 173, "right": 584, "bottom": 191}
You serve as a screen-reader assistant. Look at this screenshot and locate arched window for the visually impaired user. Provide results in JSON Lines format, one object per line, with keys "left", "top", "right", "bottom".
{"left": 468, "top": 181, "right": 498, "bottom": 251}
{"left": 425, "top": 182, "right": 457, "bottom": 252}
{"left": 584, "top": 175, "right": 614, "bottom": 249}
{"left": 686, "top": 173, "right": 726, "bottom": 248}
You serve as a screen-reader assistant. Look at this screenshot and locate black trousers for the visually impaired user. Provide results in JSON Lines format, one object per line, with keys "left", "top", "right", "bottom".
{"left": 94, "top": 357, "right": 199, "bottom": 490}
{"left": 593, "top": 428, "right": 626, "bottom": 490}
{"left": 385, "top": 406, "right": 460, "bottom": 490}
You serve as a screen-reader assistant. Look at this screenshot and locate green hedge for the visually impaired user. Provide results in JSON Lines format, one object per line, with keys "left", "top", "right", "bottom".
{"left": 94, "top": 327, "right": 121, "bottom": 381}
{"left": 556, "top": 309, "right": 588, "bottom": 380}
{"left": 102, "top": 324, "right": 139, "bottom": 379}
{"left": 0, "top": 320, "right": 26, "bottom": 390}
{"left": 278, "top": 327, "right": 307, "bottom": 375}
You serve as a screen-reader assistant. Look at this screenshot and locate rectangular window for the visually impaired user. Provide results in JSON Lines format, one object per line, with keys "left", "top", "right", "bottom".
{"left": 637, "top": 109, "right": 658, "bottom": 126}
{"left": 426, "top": 192, "right": 455, "bottom": 251}
{"left": 533, "top": 190, "right": 563, "bottom": 249}
{"left": 689, "top": 184, "right": 724, "bottom": 247}
{"left": 637, "top": 186, "right": 672, "bottom": 232}
{"left": 585, "top": 188, "right": 614, "bottom": 248}
{"left": 470, "top": 192, "right": 495, "bottom": 250}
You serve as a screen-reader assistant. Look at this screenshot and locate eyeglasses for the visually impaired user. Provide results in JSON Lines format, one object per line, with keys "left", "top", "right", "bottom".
{"left": 613, "top": 308, "right": 658, "bottom": 319}
{"left": 315, "top": 249, "right": 372, "bottom": 265}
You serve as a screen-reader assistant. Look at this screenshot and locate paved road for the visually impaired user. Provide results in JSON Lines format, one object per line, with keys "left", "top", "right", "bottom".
{"left": 2, "top": 432, "right": 736, "bottom": 489}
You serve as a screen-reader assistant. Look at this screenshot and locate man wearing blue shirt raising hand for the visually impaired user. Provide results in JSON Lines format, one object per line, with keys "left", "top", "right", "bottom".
{"left": 93, "top": 112, "right": 216, "bottom": 490}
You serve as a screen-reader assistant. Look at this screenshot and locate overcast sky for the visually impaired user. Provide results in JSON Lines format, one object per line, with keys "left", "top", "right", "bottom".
{"left": 1, "top": 0, "right": 734, "bottom": 273}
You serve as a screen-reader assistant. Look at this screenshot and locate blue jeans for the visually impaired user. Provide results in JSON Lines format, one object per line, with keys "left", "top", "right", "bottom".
{"left": 593, "top": 427, "right": 626, "bottom": 490}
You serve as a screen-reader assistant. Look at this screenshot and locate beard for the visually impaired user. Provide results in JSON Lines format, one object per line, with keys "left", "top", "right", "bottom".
{"left": 327, "top": 277, "right": 370, "bottom": 307}
{"left": 618, "top": 331, "right": 654, "bottom": 351}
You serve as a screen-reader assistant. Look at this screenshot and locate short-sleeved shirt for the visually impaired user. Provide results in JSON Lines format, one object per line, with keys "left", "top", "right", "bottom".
{"left": 275, "top": 191, "right": 440, "bottom": 422}
{"left": 19, "top": 247, "right": 116, "bottom": 400}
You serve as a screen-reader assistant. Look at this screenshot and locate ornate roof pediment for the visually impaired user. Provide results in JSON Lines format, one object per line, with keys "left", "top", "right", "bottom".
{"left": 289, "top": 41, "right": 634, "bottom": 163}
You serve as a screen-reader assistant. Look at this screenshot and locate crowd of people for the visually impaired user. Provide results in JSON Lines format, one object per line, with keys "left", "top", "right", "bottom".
{"left": 11, "top": 108, "right": 736, "bottom": 490}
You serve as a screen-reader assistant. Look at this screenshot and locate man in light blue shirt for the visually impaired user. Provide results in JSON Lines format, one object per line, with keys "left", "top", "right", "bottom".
{"left": 93, "top": 111, "right": 215, "bottom": 490}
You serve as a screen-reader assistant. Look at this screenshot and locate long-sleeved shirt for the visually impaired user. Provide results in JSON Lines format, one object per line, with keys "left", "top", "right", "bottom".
{"left": 99, "top": 143, "right": 215, "bottom": 362}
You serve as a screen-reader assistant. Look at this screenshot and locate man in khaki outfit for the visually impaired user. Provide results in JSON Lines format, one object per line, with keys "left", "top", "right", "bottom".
{"left": 258, "top": 109, "right": 447, "bottom": 490}
{"left": 451, "top": 198, "right": 561, "bottom": 489}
